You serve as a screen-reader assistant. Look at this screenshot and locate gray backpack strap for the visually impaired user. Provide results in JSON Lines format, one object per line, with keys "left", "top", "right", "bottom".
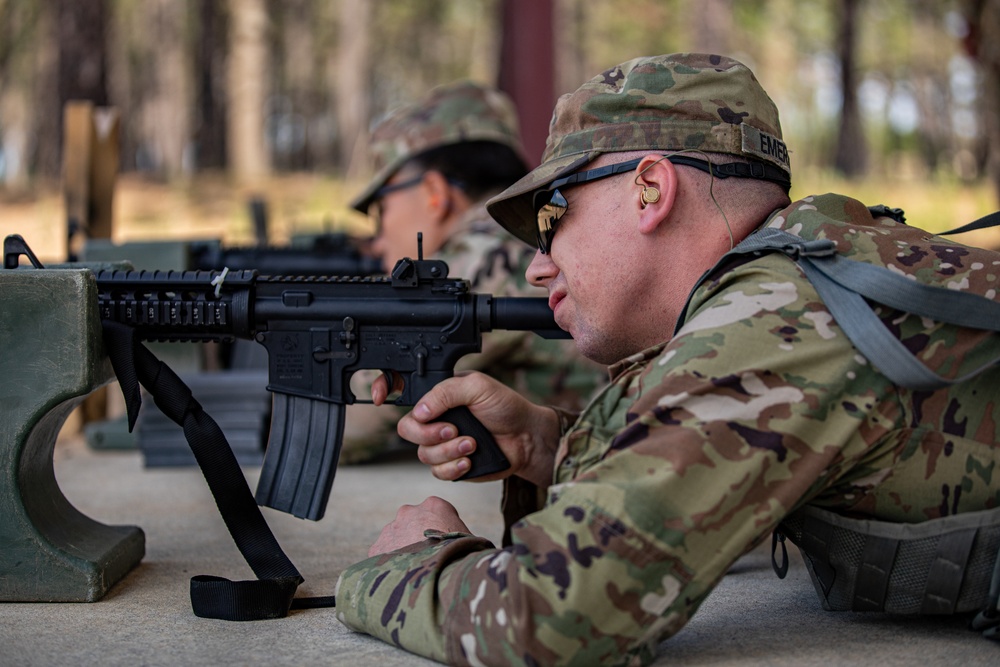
{"left": 730, "top": 227, "right": 1000, "bottom": 390}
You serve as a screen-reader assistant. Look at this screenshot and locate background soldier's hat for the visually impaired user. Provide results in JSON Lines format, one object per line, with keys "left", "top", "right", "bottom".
{"left": 350, "top": 80, "right": 527, "bottom": 213}
{"left": 486, "top": 53, "right": 791, "bottom": 247}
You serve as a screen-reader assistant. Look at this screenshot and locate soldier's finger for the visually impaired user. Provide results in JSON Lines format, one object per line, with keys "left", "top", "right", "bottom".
{"left": 398, "top": 412, "right": 457, "bottom": 445}
{"left": 430, "top": 457, "right": 471, "bottom": 482}
{"left": 417, "top": 437, "right": 475, "bottom": 467}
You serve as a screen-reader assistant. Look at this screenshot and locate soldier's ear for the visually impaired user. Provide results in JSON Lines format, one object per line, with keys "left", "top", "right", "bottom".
{"left": 422, "top": 170, "right": 453, "bottom": 222}
{"left": 635, "top": 155, "right": 677, "bottom": 235}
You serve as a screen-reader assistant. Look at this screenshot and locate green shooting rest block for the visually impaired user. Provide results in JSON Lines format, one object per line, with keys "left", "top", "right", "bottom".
{"left": 0, "top": 267, "right": 144, "bottom": 601}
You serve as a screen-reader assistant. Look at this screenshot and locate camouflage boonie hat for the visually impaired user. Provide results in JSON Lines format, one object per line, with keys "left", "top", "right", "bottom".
{"left": 486, "top": 53, "right": 790, "bottom": 246}
{"left": 350, "top": 81, "right": 527, "bottom": 213}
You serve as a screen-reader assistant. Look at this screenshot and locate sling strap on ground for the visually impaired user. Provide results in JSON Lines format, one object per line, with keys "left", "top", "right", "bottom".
{"left": 101, "top": 320, "right": 335, "bottom": 620}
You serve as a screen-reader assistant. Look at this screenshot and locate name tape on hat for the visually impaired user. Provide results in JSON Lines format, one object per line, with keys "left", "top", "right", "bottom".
{"left": 740, "top": 123, "right": 789, "bottom": 172}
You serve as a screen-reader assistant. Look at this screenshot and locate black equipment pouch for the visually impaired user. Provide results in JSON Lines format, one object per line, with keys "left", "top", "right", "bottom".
{"left": 774, "top": 505, "right": 1000, "bottom": 640}
{"left": 775, "top": 505, "right": 1000, "bottom": 616}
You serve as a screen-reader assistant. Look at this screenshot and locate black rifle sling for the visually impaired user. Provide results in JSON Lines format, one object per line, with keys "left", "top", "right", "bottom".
{"left": 101, "top": 320, "right": 335, "bottom": 620}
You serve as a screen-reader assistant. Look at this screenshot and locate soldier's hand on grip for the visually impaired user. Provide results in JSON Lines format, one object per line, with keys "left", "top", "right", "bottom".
{"left": 395, "top": 371, "right": 562, "bottom": 487}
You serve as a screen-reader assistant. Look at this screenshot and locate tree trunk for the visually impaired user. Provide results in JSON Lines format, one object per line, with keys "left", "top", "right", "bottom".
{"left": 196, "top": 0, "right": 228, "bottom": 170}
{"left": 227, "top": 0, "right": 270, "bottom": 183}
{"left": 272, "top": 0, "right": 317, "bottom": 171}
{"left": 141, "top": 0, "right": 192, "bottom": 178}
{"left": 834, "top": 0, "right": 868, "bottom": 178}
{"left": 57, "top": 0, "right": 110, "bottom": 106}
{"left": 687, "top": 0, "right": 733, "bottom": 55}
{"left": 554, "top": 0, "right": 588, "bottom": 96}
{"left": 499, "top": 0, "right": 555, "bottom": 167}
{"left": 0, "top": 1, "right": 45, "bottom": 188}
{"left": 965, "top": 0, "right": 1000, "bottom": 201}
{"left": 335, "top": 0, "right": 372, "bottom": 177}
{"left": 34, "top": 0, "right": 110, "bottom": 180}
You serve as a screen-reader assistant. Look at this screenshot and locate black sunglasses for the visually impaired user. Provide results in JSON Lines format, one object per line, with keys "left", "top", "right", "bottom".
{"left": 532, "top": 158, "right": 645, "bottom": 254}
{"left": 531, "top": 155, "right": 791, "bottom": 254}
{"left": 372, "top": 173, "right": 426, "bottom": 201}
{"left": 368, "top": 172, "right": 470, "bottom": 234}
{"left": 366, "top": 173, "right": 428, "bottom": 234}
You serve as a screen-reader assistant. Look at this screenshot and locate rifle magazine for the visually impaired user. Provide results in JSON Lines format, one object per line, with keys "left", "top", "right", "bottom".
{"left": 255, "top": 395, "right": 345, "bottom": 521}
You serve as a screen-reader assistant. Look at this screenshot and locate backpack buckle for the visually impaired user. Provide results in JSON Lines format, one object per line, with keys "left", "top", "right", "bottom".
{"left": 780, "top": 238, "right": 837, "bottom": 259}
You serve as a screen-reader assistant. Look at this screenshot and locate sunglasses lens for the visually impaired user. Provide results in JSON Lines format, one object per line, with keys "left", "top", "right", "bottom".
{"left": 535, "top": 189, "right": 568, "bottom": 254}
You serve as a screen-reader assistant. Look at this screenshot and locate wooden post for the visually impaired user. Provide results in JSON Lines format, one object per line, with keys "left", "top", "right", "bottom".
{"left": 89, "top": 107, "right": 121, "bottom": 240}
{"left": 63, "top": 101, "right": 94, "bottom": 261}
{"left": 62, "top": 101, "right": 120, "bottom": 261}
{"left": 62, "top": 101, "right": 121, "bottom": 430}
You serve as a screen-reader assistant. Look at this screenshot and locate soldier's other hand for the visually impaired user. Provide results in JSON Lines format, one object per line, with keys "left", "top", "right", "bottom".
{"left": 368, "top": 496, "right": 470, "bottom": 556}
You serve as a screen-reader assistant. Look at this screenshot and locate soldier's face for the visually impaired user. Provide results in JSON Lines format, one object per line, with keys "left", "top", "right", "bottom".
{"left": 370, "top": 171, "right": 433, "bottom": 270}
{"left": 526, "top": 160, "right": 652, "bottom": 365}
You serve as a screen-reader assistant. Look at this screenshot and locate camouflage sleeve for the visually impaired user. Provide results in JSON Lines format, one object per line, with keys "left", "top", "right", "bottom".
{"left": 335, "top": 530, "right": 496, "bottom": 662}
{"left": 336, "top": 255, "right": 885, "bottom": 666}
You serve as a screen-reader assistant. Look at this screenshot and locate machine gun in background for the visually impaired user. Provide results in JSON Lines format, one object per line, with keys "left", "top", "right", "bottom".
{"left": 83, "top": 195, "right": 384, "bottom": 278}
{"left": 207, "top": 195, "right": 383, "bottom": 276}
{"left": 185, "top": 232, "right": 383, "bottom": 277}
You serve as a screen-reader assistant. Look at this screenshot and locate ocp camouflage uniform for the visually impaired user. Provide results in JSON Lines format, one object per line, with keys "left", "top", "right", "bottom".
{"left": 336, "top": 193, "right": 1000, "bottom": 665}
{"left": 335, "top": 54, "right": 1000, "bottom": 665}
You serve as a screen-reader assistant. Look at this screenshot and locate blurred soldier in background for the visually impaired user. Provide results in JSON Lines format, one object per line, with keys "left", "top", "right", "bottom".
{"left": 339, "top": 80, "right": 606, "bottom": 464}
